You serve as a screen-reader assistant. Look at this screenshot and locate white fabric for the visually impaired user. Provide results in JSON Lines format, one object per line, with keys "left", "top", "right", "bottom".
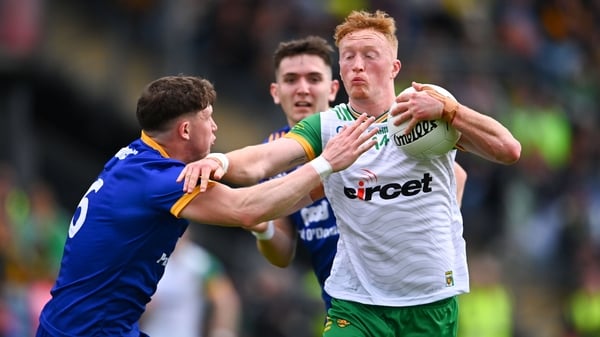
{"left": 321, "top": 104, "right": 469, "bottom": 306}
{"left": 141, "top": 242, "right": 214, "bottom": 337}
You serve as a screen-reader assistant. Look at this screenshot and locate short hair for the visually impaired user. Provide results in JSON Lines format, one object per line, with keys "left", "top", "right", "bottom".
{"left": 136, "top": 76, "right": 216, "bottom": 132}
{"left": 333, "top": 10, "right": 398, "bottom": 57}
{"left": 273, "top": 35, "right": 334, "bottom": 75}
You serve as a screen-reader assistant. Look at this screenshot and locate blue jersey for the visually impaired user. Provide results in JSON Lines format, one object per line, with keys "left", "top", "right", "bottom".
{"left": 264, "top": 126, "right": 338, "bottom": 310}
{"left": 38, "top": 132, "right": 195, "bottom": 337}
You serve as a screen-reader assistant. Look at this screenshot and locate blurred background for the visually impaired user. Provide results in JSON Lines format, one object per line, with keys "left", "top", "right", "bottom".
{"left": 1, "top": 0, "right": 600, "bottom": 336}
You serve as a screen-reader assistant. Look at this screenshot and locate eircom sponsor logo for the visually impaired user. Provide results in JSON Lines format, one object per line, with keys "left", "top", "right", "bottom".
{"left": 392, "top": 120, "right": 438, "bottom": 146}
{"left": 344, "top": 172, "right": 433, "bottom": 201}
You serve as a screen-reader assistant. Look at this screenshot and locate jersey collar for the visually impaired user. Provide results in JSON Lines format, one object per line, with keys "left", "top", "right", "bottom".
{"left": 140, "top": 131, "right": 171, "bottom": 158}
{"left": 347, "top": 103, "right": 389, "bottom": 124}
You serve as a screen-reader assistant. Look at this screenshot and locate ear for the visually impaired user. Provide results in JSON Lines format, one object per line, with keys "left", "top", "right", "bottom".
{"left": 391, "top": 59, "right": 401, "bottom": 79}
{"left": 269, "top": 82, "right": 280, "bottom": 104}
{"left": 179, "top": 120, "right": 191, "bottom": 140}
{"left": 329, "top": 79, "right": 340, "bottom": 103}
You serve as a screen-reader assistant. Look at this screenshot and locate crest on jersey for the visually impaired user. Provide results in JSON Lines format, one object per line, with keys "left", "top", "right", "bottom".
{"left": 445, "top": 270, "right": 454, "bottom": 287}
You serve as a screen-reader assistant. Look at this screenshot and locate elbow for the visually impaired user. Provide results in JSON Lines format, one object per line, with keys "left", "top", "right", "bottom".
{"left": 239, "top": 217, "right": 260, "bottom": 230}
{"left": 236, "top": 211, "right": 261, "bottom": 229}
{"left": 480, "top": 135, "right": 521, "bottom": 165}
{"left": 257, "top": 245, "right": 295, "bottom": 268}
{"left": 271, "top": 259, "right": 292, "bottom": 268}
{"left": 238, "top": 211, "right": 275, "bottom": 230}
{"left": 499, "top": 139, "right": 522, "bottom": 165}
{"left": 267, "top": 251, "right": 295, "bottom": 268}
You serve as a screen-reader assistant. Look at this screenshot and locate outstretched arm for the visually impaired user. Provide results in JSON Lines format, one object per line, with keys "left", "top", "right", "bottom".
{"left": 178, "top": 114, "right": 378, "bottom": 227}
{"left": 178, "top": 137, "right": 306, "bottom": 193}
{"left": 179, "top": 113, "right": 378, "bottom": 192}
{"left": 224, "top": 137, "right": 309, "bottom": 186}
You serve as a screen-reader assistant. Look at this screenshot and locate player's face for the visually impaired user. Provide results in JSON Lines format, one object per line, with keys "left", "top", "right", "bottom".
{"left": 271, "top": 54, "right": 338, "bottom": 127}
{"left": 190, "top": 105, "right": 217, "bottom": 159}
{"left": 338, "top": 29, "right": 398, "bottom": 101}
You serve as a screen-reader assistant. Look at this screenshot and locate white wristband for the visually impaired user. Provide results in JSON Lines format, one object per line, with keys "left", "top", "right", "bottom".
{"left": 252, "top": 220, "right": 275, "bottom": 240}
{"left": 309, "top": 155, "right": 333, "bottom": 180}
{"left": 205, "top": 153, "right": 229, "bottom": 173}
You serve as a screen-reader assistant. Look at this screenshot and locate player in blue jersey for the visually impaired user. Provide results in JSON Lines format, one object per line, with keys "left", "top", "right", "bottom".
{"left": 35, "top": 75, "right": 379, "bottom": 337}
{"left": 253, "top": 36, "right": 341, "bottom": 312}
{"left": 252, "top": 36, "right": 468, "bottom": 316}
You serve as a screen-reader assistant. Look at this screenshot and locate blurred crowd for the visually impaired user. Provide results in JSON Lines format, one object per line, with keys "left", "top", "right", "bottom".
{"left": 1, "top": 0, "right": 600, "bottom": 336}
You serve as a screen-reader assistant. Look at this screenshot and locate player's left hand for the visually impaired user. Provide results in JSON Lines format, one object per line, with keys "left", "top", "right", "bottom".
{"left": 389, "top": 81, "right": 444, "bottom": 134}
{"left": 321, "top": 113, "right": 378, "bottom": 172}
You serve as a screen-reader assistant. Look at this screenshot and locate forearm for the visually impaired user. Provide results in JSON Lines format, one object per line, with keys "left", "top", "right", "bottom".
{"left": 233, "top": 158, "right": 330, "bottom": 227}
{"left": 179, "top": 112, "right": 376, "bottom": 194}
{"left": 225, "top": 139, "right": 308, "bottom": 186}
{"left": 452, "top": 105, "right": 521, "bottom": 164}
{"left": 254, "top": 219, "right": 297, "bottom": 267}
{"left": 222, "top": 145, "right": 268, "bottom": 185}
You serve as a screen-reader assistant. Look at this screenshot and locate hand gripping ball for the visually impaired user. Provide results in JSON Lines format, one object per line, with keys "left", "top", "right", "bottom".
{"left": 387, "top": 84, "right": 461, "bottom": 159}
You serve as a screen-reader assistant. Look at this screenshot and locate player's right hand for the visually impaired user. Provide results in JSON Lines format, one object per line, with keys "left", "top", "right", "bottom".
{"left": 177, "top": 158, "right": 225, "bottom": 193}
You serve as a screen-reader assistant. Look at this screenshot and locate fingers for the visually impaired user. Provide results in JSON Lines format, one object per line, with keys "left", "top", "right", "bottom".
{"left": 392, "top": 84, "right": 442, "bottom": 134}
{"left": 402, "top": 118, "right": 419, "bottom": 136}
{"left": 363, "top": 125, "right": 379, "bottom": 140}
{"left": 322, "top": 113, "right": 377, "bottom": 169}
{"left": 348, "top": 114, "right": 378, "bottom": 153}
{"left": 352, "top": 113, "right": 376, "bottom": 136}
{"left": 412, "top": 81, "right": 424, "bottom": 91}
{"left": 390, "top": 109, "right": 418, "bottom": 136}
{"left": 198, "top": 167, "right": 211, "bottom": 193}
{"left": 392, "top": 109, "right": 410, "bottom": 125}
{"left": 183, "top": 167, "right": 199, "bottom": 193}
{"left": 334, "top": 113, "right": 368, "bottom": 139}
{"left": 176, "top": 167, "right": 188, "bottom": 183}
{"left": 390, "top": 96, "right": 410, "bottom": 117}
{"left": 179, "top": 158, "right": 226, "bottom": 193}
{"left": 351, "top": 113, "right": 375, "bottom": 133}
{"left": 346, "top": 112, "right": 368, "bottom": 130}
{"left": 357, "top": 128, "right": 379, "bottom": 153}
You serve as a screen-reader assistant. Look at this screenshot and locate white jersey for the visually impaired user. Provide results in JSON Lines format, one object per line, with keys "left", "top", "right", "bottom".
{"left": 291, "top": 103, "right": 468, "bottom": 307}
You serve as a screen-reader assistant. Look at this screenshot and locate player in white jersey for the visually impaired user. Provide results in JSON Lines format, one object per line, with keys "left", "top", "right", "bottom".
{"left": 140, "top": 230, "right": 240, "bottom": 337}
{"left": 305, "top": 105, "right": 467, "bottom": 306}
{"left": 179, "top": 10, "right": 521, "bottom": 337}
{"left": 255, "top": 36, "right": 467, "bottom": 313}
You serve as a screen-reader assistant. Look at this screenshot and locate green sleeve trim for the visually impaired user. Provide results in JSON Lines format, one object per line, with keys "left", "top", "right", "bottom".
{"left": 284, "top": 113, "right": 322, "bottom": 159}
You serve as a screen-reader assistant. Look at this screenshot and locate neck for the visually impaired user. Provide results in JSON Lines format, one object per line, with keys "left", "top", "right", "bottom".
{"left": 141, "top": 130, "right": 180, "bottom": 161}
{"left": 348, "top": 98, "right": 395, "bottom": 117}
